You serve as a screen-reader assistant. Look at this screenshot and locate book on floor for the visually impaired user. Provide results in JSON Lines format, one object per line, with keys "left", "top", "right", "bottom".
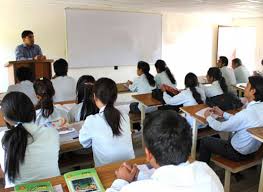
{"left": 15, "top": 181, "right": 54, "bottom": 192}
{"left": 64, "top": 168, "right": 105, "bottom": 192}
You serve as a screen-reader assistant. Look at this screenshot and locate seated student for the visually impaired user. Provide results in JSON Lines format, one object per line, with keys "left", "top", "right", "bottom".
{"left": 106, "top": 110, "right": 224, "bottom": 192}
{"left": 253, "top": 59, "right": 263, "bottom": 76}
{"left": 7, "top": 67, "right": 38, "bottom": 105}
{"left": 79, "top": 78, "right": 135, "bottom": 167}
{"left": 154, "top": 59, "right": 177, "bottom": 89}
{"left": 51, "top": 58, "right": 76, "bottom": 102}
{"left": 0, "top": 92, "right": 60, "bottom": 188}
{"left": 204, "top": 67, "right": 228, "bottom": 98}
{"left": 162, "top": 73, "right": 206, "bottom": 127}
{"left": 127, "top": 61, "right": 156, "bottom": 113}
{"left": 199, "top": 76, "right": 263, "bottom": 163}
{"left": 217, "top": 56, "right": 237, "bottom": 91}
{"left": 69, "top": 75, "right": 99, "bottom": 122}
{"left": 33, "top": 78, "right": 70, "bottom": 127}
{"left": 232, "top": 58, "right": 250, "bottom": 84}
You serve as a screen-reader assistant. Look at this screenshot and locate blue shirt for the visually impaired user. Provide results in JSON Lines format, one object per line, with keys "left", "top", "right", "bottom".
{"left": 15, "top": 44, "right": 43, "bottom": 61}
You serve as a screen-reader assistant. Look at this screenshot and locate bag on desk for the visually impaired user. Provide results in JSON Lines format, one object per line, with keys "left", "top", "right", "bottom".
{"left": 206, "top": 92, "right": 243, "bottom": 110}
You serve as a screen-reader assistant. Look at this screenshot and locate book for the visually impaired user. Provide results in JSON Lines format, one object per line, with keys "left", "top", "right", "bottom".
{"left": 64, "top": 168, "right": 105, "bottom": 192}
{"left": 15, "top": 181, "right": 54, "bottom": 192}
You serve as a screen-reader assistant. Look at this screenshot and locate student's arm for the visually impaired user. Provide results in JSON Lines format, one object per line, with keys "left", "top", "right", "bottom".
{"left": 154, "top": 75, "right": 161, "bottom": 88}
{"left": 128, "top": 78, "right": 138, "bottom": 92}
{"left": 163, "top": 91, "right": 186, "bottom": 106}
{"left": 79, "top": 116, "right": 93, "bottom": 148}
{"left": 106, "top": 180, "right": 130, "bottom": 192}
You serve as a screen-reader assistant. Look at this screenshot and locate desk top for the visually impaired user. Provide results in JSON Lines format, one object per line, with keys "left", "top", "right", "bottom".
{"left": 132, "top": 93, "right": 162, "bottom": 107}
{"left": 117, "top": 83, "right": 130, "bottom": 94}
{"left": 232, "top": 83, "right": 246, "bottom": 91}
{"left": 248, "top": 127, "right": 263, "bottom": 143}
{"left": 4, "top": 156, "right": 146, "bottom": 192}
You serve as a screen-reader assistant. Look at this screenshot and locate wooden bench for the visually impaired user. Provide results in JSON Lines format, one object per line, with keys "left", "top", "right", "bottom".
{"left": 211, "top": 146, "right": 263, "bottom": 192}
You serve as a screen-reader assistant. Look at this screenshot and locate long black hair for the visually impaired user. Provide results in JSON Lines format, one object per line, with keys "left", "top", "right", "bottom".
{"left": 155, "top": 60, "right": 176, "bottom": 84}
{"left": 137, "top": 61, "right": 155, "bottom": 87}
{"left": 185, "top": 73, "right": 203, "bottom": 104}
{"left": 1, "top": 92, "right": 35, "bottom": 182}
{"left": 76, "top": 75, "right": 99, "bottom": 121}
{"left": 33, "top": 78, "right": 55, "bottom": 118}
{"left": 94, "top": 78, "right": 122, "bottom": 136}
{"left": 207, "top": 67, "right": 228, "bottom": 93}
{"left": 249, "top": 76, "right": 263, "bottom": 101}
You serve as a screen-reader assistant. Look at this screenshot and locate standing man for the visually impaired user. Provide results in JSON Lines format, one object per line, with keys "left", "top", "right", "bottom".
{"left": 15, "top": 30, "right": 46, "bottom": 61}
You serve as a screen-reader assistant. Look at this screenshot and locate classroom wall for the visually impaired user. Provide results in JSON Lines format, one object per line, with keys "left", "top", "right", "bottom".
{"left": 0, "top": 1, "right": 232, "bottom": 92}
{"left": 232, "top": 17, "right": 263, "bottom": 71}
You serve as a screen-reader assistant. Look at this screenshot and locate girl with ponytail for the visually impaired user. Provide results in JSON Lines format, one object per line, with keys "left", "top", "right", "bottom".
{"left": 154, "top": 59, "right": 177, "bottom": 89}
{"left": 33, "top": 77, "right": 70, "bottom": 127}
{"left": 0, "top": 92, "right": 60, "bottom": 187}
{"left": 205, "top": 67, "right": 228, "bottom": 98}
{"left": 79, "top": 78, "right": 135, "bottom": 167}
{"left": 69, "top": 75, "right": 99, "bottom": 122}
{"left": 162, "top": 73, "right": 206, "bottom": 127}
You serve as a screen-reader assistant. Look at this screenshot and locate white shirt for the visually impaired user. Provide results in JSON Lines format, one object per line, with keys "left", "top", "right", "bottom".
{"left": 155, "top": 71, "right": 177, "bottom": 89}
{"left": 69, "top": 102, "right": 83, "bottom": 122}
{"left": 0, "top": 123, "right": 60, "bottom": 188}
{"left": 163, "top": 87, "right": 206, "bottom": 127}
{"left": 79, "top": 106, "right": 135, "bottom": 167}
{"left": 51, "top": 76, "right": 76, "bottom": 102}
{"left": 35, "top": 106, "right": 70, "bottom": 127}
{"left": 204, "top": 81, "right": 224, "bottom": 98}
{"left": 220, "top": 66, "right": 237, "bottom": 87}
{"left": 129, "top": 74, "right": 156, "bottom": 94}
{"left": 7, "top": 80, "right": 38, "bottom": 105}
{"left": 206, "top": 101, "right": 263, "bottom": 155}
{"left": 106, "top": 161, "right": 224, "bottom": 192}
{"left": 234, "top": 65, "right": 250, "bottom": 84}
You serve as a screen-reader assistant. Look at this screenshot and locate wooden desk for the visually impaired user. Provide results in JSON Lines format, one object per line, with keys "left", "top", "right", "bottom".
{"left": 132, "top": 93, "right": 162, "bottom": 127}
{"left": 180, "top": 104, "right": 240, "bottom": 160}
{"left": 232, "top": 83, "right": 246, "bottom": 97}
{"left": 117, "top": 83, "right": 130, "bottom": 94}
{"left": 248, "top": 127, "right": 263, "bottom": 192}
{"left": 4, "top": 156, "right": 146, "bottom": 192}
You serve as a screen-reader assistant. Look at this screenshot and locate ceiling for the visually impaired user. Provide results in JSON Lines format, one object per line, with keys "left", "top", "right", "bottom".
{"left": 11, "top": 0, "right": 263, "bottom": 18}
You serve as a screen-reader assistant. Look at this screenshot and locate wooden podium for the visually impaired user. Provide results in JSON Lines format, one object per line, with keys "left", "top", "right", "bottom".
{"left": 5, "top": 60, "right": 53, "bottom": 85}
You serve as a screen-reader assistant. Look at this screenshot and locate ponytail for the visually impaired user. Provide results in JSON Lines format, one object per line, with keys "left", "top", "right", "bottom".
{"left": 219, "top": 77, "right": 228, "bottom": 93}
{"left": 189, "top": 87, "right": 203, "bottom": 104}
{"left": 104, "top": 104, "right": 122, "bottom": 136}
{"left": 165, "top": 68, "right": 176, "bottom": 84}
{"left": 207, "top": 67, "right": 228, "bottom": 93}
{"left": 2, "top": 123, "right": 33, "bottom": 182}
{"left": 185, "top": 73, "right": 203, "bottom": 104}
{"left": 138, "top": 61, "right": 155, "bottom": 87}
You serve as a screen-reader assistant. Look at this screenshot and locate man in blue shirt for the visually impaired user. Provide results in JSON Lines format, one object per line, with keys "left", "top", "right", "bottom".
{"left": 15, "top": 30, "right": 46, "bottom": 61}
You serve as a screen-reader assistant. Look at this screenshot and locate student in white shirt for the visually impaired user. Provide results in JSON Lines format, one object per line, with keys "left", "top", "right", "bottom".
{"left": 253, "top": 59, "right": 263, "bottom": 77}
{"left": 106, "top": 110, "right": 224, "bottom": 192}
{"left": 51, "top": 58, "right": 76, "bottom": 102}
{"left": 7, "top": 67, "right": 38, "bottom": 105}
{"left": 200, "top": 76, "right": 263, "bottom": 163}
{"left": 33, "top": 78, "right": 70, "bottom": 127}
{"left": 79, "top": 78, "right": 135, "bottom": 167}
{"left": 204, "top": 67, "right": 228, "bottom": 98}
{"left": 127, "top": 61, "right": 156, "bottom": 113}
{"left": 162, "top": 73, "right": 206, "bottom": 127}
{"left": 0, "top": 92, "right": 60, "bottom": 188}
{"left": 69, "top": 75, "right": 99, "bottom": 122}
{"left": 217, "top": 56, "right": 237, "bottom": 92}
{"left": 232, "top": 58, "right": 250, "bottom": 84}
{"left": 154, "top": 59, "right": 177, "bottom": 89}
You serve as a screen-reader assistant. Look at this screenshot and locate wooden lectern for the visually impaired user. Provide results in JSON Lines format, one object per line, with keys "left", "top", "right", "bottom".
{"left": 5, "top": 60, "right": 53, "bottom": 85}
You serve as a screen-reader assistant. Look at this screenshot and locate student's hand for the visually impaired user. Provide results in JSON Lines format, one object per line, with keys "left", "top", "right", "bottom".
{"left": 212, "top": 106, "right": 224, "bottom": 117}
{"left": 204, "top": 109, "right": 213, "bottom": 118}
{"left": 160, "top": 85, "right": 166, "bottom": 92}
{"left": 115, "top": 163, "right": 139, "bottom": 183}
{"left": 127, "top": 80, "right": 133, "bottom": 85}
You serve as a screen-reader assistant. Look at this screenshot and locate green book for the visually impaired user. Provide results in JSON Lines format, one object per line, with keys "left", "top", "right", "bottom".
{"left": 64, "top": 168, "right": 105, "bottom": 192}
{"left": 15, "top": 181, "right": 54, "bottom": 192}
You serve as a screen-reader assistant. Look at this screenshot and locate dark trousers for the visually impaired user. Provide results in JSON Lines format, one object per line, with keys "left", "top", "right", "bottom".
{"left": 129, "top": 102, "right": 141, "bottom": 114}
{"left": 199, "top": 136, "right": 253, "bottom": 163}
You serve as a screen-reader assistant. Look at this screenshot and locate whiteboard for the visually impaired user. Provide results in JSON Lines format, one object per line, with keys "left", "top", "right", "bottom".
{"left": 65, "top": 9, "right": 162, "bottom": 68}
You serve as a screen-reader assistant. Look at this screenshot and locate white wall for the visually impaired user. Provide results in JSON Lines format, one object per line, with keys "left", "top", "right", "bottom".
{"left": 0, "top": 1, "right": 232, "bottom": 92}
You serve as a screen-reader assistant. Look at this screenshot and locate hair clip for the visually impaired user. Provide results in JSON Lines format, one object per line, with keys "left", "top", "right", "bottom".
{"left": 14, "top": 122, "right": 22, "bottom": 128}
{"left": 84, "top": 82, "right": 94, "bottom": 86}
{"left": 40, "top": 77, "right": 44, "bottom": 80}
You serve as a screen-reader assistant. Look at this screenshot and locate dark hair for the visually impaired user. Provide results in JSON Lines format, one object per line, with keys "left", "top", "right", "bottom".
{"left": 76, "top": 75, "right": 99, "bottom": 120}
{"left": 261, "top": 59, "right": 263, "bottom": 66}
{"left": 143, "top": 110, "right": 192, "bottom": 166}
{"left": 33, "top": 78, "right": 55, "bottom": 118}
{"left": 137, "top": 61, "right": 155, "bottom": 87}
{"left": 207, "top": 67, "right": 228, "bottom": 93}
{"left": 185, "top": 73, "right": 203, "bottom": 104}
{"left": 155, "top": 60, "right": 176, "bottom": 84}
{"left": 53, "top": 58, "right": 68, "bottom": 76}
{"left": 15, "top": 67, "right": 33, "bottom": 82}
{"left": 219, "top": 56, "right": 228, "bottom": 66}
{"left": 249, "top": 76, "right": 263, "bottom": 102}
{"left": 94, "top": 78, "right": 122, "bottom": 136}
{"left": 21, "top": 30, "right": 33, "bottom": 38}
{"left": 1, "top": 92, "right": 35, "bottom": 182}
{"left": 232, "top": 58, "right": 242, "bottom": 67}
